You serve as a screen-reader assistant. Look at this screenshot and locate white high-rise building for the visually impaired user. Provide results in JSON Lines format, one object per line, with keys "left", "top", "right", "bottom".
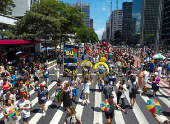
{"left": 113, "top": 9, "right": 122, "bottom": 37}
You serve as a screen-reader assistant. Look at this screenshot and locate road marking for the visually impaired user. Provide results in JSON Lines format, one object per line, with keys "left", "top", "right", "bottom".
{"left": 93, "top": 85, "right": 103, "bottom": 124}
{"left": 49, "top": 103, "right": 64, "bottom": 124}
{"left": 29, "top": 93, "right": 55, "bottom": 124}
{"left": 112, "top": 90, "right": 125, "bottom": 124}
{"left": 144, "top": 83, "right": 169, "bottom": 121}
{"left": 124, "top": 90, "right": 149, "bottom": 124}
{"left": 75, "top": 98, "right": 84, "bottom": 117}
{"left": 17, "top": 81, "right": 57, "bottom": 121}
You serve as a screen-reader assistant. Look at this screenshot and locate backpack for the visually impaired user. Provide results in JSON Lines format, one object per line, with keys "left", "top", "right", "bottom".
{"left": 131, "top": 82, "right": 138, "bottom": 94}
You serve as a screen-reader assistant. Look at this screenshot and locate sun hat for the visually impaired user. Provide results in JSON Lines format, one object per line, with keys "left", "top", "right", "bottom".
{"left": 40, "top": 84, "right": 45, "bottom": 87}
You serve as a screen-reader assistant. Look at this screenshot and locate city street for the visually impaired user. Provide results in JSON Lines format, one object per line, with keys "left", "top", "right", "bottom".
{"left": 0, "top": 62, "right": 170, "bottom": 124}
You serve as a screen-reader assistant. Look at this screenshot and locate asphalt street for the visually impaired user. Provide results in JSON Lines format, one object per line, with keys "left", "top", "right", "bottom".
{"left": 0, "top": 61, "right": 170, "bottom": 124}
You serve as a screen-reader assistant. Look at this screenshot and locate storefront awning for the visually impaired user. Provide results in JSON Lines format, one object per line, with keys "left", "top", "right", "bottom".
{"left": 0, "top": 40, "right": 41, "bottom": 45}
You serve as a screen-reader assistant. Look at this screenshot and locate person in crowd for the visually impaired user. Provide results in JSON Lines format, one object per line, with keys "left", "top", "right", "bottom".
{"left": 149, "top": 60, "right": 155, "bottom": 77}
{"left": 157, "top": 63, "right": 162, "bottom": 77}
{"left": 166, "top": 62, "right": 170, "bottom": 82}
{"left": 116, "top": 79, "right": 127, "bottom": 112}
{"left": 0, "top": 76, "right": 3, "bottom": 101}
{"left": 30, "top": 83, "right": 49, "bottom": 116}
{"left": 9, "top": 72, "right": 16, "bottom": 87}
{"left": 98, "top": 77, "right": 104, "bottom": 91}
{"left": 137, "top": 67, "right": 144, "bottom": 89}
{"left": 122, "top": 60, "right": 127, "bottom": 76}
{"left": 16, "top": 94, "right": 31, "bottom": 124}
{"left": 141, "top": 68, "right": 149, "bottom": 94}
{"left": 18, "top": 80, "right": 28, "bottom": 100}
{"left": 3, "top": 99, "right": 18, "bottom": 124}
{"left": 3, "top": 78, "right": 12, "bottom": 94}
{"left": 74, "top": 75, "right": 81, "bottom": 84}
{"left": 34, "top": 67, "right": 40, "bottom": 86}
{"left": 129, "top": 75, "right": 138, "bottom": 109}
{"left": 70, "top": 76, "right": 78, "bottom": 104}
{"left": 43, "top": 68, "right": 50, "bottom": 89}
{"left": 105, "top": 94, "right": 126, "bottom": 124}
{"left": 21, "top": 68, "right": 29, "bottom": 84}
{"left": 1, "top": 89, "right": 16, "bottom": 107}
{"left": 64, "top": 106, "right": 82, "bottom": 124}
{"left": 151, "top": 72, "right": 161, "bottom": 98}
{"left": 54, "top": 65, "right": 60, "bottom": 81}
{"left": 81, "top": 76, "right": 93, "bottom": 105}
{"left": 103, "top": 80, "right": 112, "bottom": 100}
{"left": 53, "top": 79, "right": 63, "bottom": 109}
{"left": 151, "top": 112, "right": 170, "bottom": 124}
{"left": 62, "top": 81, "right": 72, "bottom": 110}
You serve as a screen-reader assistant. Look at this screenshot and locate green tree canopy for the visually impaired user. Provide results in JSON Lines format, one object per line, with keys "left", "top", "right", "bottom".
{"left": 0, "top": 0, "right": 15, "bottom": 15}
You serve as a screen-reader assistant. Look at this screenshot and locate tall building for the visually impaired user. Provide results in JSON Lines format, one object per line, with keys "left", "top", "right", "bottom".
{"left": 113, "top": 9, "right": 122, "bottom": 38}
{"left": 72, "top": 3, "right": 90, "bottom": 28}
{"left": 161, "top": 0, "right": 170, "bottom": 44}
{"left": 11, "top": 0, "right": 39, "bottom": 18}
{"left": 140, "top": 0, "right": 164, "bottom": 45}
{"left": 106, "top": 20, "right": 110, "bottom": 42}
{"left": 122, "top": 2, "right": 132, "bottom": 41}
{"left": 102, "top": 30, "right": 106, "bottom": 40}
{"left": 90, "top": 19, "right": 93, "bottom": 29}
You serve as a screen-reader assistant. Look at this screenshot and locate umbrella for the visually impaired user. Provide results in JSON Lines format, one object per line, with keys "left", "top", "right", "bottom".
{"left": 8, "top": 108, "right": 19, "bottom": 118}
{"left": 16, "top": 51, "right": 22, "bottom": 55}
{"left": 25, "top": 81, "right": 29, "bottom": 86}
{"left": 100, "top": 100, "right": 110, "bottom": 112}
{"left": 152, "top": 54, "right": 166, "bottom": 59}
{"left": 2, "top": 52, "right": 7, "bottom": 56}
{"left": 146, "top": 99, "right": 161, "bottom": 114}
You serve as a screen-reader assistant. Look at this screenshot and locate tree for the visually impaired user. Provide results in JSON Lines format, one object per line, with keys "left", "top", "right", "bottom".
{"left": 0, "top": 0, "right": 15, "bottom": 15}
{"left": 114, "top": 30, "right": 121, "bottom": 44}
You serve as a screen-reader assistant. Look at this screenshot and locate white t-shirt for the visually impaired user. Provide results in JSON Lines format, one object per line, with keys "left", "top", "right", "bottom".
{"left": 129, "top": 81, "right": 137, "bottom": 93}
{"left": 116, "top": 82, "right": 126, "bottom": 98}
{"left": 143, "top": 70, "right": 149, "bottom": 82}
{"left": 71, "top": 80, "right": 77, "bottom": 89}
{"left": 157, "top": 67, "right": 162, "bottom": 77}
{"left": 54, "top": 67, "right": 59, "bottom": 76}
{"left": 15, "top": 100, "right": 31, "bottom": 118}
{"left": 0, "top": 79, "right": 3, "bottom": 90}
{"left": 82, "top": 82, "right": 91, "bottom": 93}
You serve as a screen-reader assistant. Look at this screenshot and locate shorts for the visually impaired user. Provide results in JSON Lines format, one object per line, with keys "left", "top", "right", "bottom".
{"left": 55, "top": 91, "right": 62, "bottom": 98}
{"left": 72, "top": 89, "right": 77, "bottom": 96}
{"left": 39, "top": 99, "right": 47, "bottom": 104}
{"left": 129, "top": 92, "right": 136, "bottom": 99}
{"left": 45, "top": 78, "right": 49, "bottom": 82}
{"left": 105, "top": 112, "right": 114, "bottom": 119}
{"left": 143, "top": 81, "right": 147, "bottom": 87}
{"left": 109, "top": 78, "right": 116, "bottom": 82}
{"left": 34, "top": 77, "right": 39, "bottom": 82}
{"left": 152, "top": 85, "right": 159, "bottom": 91}
{"left": 23, "top": 117, "right": 29, "bottom": 122}
{"left": 98, "top": 82, "right": 104, "bottom": 87}
{"left": 150, "top": 70, "right": 154, "bottom": 73}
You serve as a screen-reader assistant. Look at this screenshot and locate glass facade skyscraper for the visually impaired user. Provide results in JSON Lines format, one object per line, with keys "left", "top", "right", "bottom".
{"left": 131, "top": 0, "right": 142, "bottom": 44}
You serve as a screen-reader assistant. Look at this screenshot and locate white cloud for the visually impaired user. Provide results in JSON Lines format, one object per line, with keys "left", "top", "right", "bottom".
{"left": 106, "top": 0, "right": 109, "bottom": 2}
{"left": 103, "top": 7, "right": 106, "bottom": 11}
{"left": 95, "top": 28, "right": 106, "bottom": 40}
{"left": 97, "top": 20, "right": 100, "bottom": 22}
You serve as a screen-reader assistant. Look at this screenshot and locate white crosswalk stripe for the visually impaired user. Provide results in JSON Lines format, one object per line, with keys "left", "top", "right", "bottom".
{"left": 1, "top": 77, "right": 170, "bottom": 124}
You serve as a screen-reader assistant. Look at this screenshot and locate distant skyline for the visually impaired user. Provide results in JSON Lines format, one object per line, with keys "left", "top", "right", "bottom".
{"left": 60, "top": 0, "right": 132, "bottom": 40}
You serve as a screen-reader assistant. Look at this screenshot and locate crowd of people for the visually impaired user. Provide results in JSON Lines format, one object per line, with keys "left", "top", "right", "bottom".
{"left": 0, "top": 43, "right": 170, "bottom": 124}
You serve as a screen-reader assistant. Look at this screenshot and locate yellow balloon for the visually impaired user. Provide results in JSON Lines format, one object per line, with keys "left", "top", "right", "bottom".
{"left": 100, "top": 57, "right": 107, "bottom": 62}
{"left": 94, "top": 62, "right": 110, "bottom": 73}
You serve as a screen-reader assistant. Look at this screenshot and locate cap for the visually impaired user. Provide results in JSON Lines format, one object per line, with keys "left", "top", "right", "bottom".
{"left": 154, "top": 72, "right": 158, "bottom": 75}
{"left": 40, "top": 84, "right": 45, "bottom": 87}
{"left": 158, "top": 63, "right": 161, "bottom": 66}
{"left": 109, "top": 94, "right": 114, "bottom": 98}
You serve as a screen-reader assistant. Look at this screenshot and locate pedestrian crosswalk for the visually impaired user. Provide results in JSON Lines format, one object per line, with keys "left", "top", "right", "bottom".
{"left": 0, "top": 74, "right": 170, "bottom": 124}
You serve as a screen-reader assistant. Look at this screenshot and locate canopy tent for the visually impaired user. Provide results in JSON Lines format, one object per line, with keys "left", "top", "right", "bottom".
{"left": 0, "top": 40, "right": 41, "bottom": 45}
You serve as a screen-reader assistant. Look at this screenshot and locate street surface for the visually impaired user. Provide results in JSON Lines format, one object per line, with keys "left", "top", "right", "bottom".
{"left": 0, "top": 60, "right": 170, "bottom": 124}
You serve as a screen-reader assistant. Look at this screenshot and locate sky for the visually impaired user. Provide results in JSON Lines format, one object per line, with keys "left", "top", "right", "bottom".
{"left": 60, "top": 0, "right": 132, "bottom": 40}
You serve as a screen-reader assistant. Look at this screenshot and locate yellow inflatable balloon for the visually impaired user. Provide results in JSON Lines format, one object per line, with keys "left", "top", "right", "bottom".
{"left": 81, "top": 60, "right": 93, "bottom": 68}
{"left": 94, "top": 62, "right": 110, "bottom": 73}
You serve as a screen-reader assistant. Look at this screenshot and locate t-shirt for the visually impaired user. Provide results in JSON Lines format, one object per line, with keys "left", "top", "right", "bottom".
{"left": 129, "top": 81, "right": 138, "bottom": 93}
{"left": 15, "top": 100, "right": 30, "bottom": 118}
{"left": 0, "top": 79, "right": 3, "bottom": 90}
{"left": 167, "top": 64, "right": 170, "bottom": 71}
{"left": 10, "top": 75, "right": 16, "bottom": 86}
{"left": 157, "top": 67, "right": 162, "bottom": 76}
{"left": 35, "top": 88, "right": 48, "bottom": 101}
{"left": 150, "top": 63, "right": 155, "bottom": 71}
{"left": 54, "top": 84, "right": 62, "bottom": 92}
{"left": 34, "top": 70, "right": 40, "bottom": 77}
{"left": 54, "top": 67, "right": 59, "bottom": 75}
{"left": 71, "top": 80, "right": 77, "bottom": 89}
{"left": 3, "top": 94, "right": 16, "bottom": 102}
{"left": 43, "top": 71, "right": 49, "bottom": 78}
{"left": 143, "top": 70, "right": 149, "bottom": 82}
{"left": 21, "top": 70, "right": 29, "bottom": 81}
{"left": 82, "top": 82, "right": 91, "bottom": 93}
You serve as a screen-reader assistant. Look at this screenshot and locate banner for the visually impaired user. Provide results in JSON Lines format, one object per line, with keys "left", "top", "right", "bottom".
{"left": 63, "top": 44, "right": 79, "bottom": 76}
